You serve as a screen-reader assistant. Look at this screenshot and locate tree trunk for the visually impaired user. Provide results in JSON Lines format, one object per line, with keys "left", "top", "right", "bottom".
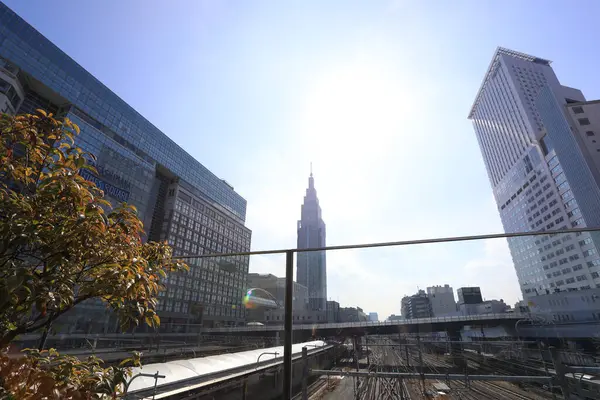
{"left": 38, "top": 315, "right": 54, "bottom": 351}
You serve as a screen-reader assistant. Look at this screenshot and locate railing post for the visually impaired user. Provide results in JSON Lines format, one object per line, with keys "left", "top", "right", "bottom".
{"left": 283, "top": 250, "right": 294, "bottom": 400}
{"left": 537, "top": 341, "right": 557, "bottom": 400}
{"left": 353, "top": 336, "right": 360, "bottom": 400}
{"left": 302, "top": 346, "right": 308, "bottom": 400}
{"left": 365, "top": 335, "right": 370, "bottom": 366}
{"left": 241, "top": 378, "right": 248, "bottom": 400}
{"left": 549, "top": 346, "right": 570, "bottom": 399}
{"left": 417, "top": 335, "right": 425, "bottom": 395}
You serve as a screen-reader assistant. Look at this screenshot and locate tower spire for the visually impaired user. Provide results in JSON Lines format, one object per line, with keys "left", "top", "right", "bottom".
{"left": 310, "top": 161, "right": 313, "bottom": 177}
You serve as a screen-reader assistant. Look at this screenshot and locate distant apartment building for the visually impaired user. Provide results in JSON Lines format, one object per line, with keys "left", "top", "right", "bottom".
{"left": 0, "top": 4, "right": 252, "bottom": 330}
{"left": 326, "top": 300, "right": 340, "bottom": 323}
{"left": 401, "top": 296, "right": 410, "bottom": 319}
{"left": 459, "top": 299, "right": 507, "bottom": 316}
{"left": 368, "top": 312, "right": 379, "bottom": 322}
{"left": 339, "top": 307, "right": 368, "bottom": 323}
{"left": 515, "top": 300, "right": 529, "bottom": 313}
{"left": 427, "top": 285, "right": 457, "bottom": 317}
{"left": 401, "top": 290, "right": 433, "bottom": 319}
{"left": 457, "top": 287, "right": 483, "bottom": 305}
{"left": 387, "top": 314, "right": 404, "bottom": 321}
{"left": 469, "top": 47, "right": 600, "bottom": 300}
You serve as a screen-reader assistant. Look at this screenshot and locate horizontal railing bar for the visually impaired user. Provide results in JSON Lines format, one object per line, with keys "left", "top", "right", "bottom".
{"left": 309, "top": 369, "right": 553, "bottom": 382}
{"left": 565, "top": 366, "right": 600, "bottom": 373}
{"left": 364, "top": 340, "right": 539, "bottom": 346}
{"left": 173, "top": 226, "right": 600, "bottom": 259}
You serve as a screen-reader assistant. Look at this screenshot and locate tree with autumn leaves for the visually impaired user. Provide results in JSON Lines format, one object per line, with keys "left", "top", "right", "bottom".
{"left": 0, "top": 110, "right": 187, "bottom": 398}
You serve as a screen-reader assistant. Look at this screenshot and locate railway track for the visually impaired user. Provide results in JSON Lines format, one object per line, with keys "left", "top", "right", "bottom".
{"left": 484, "top": 382, "right": 534, "bottom": 400}
{"left": 292, "top": 377, "right": 326, "bottom": 400}
{"left": 358, "top": 336, "right": 560, "bottom": 399}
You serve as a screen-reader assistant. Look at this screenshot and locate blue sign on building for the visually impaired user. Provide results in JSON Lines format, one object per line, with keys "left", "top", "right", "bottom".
{"left": 80, "top": 169, "right": 130, "bottom": 203}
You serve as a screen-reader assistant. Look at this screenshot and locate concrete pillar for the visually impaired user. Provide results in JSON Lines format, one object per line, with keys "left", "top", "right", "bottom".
{"left": 275, "top": 331, "right": 280, "bottom": 347}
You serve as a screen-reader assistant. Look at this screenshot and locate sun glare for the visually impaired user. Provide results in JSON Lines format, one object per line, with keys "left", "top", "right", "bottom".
{"left": 301, "top": 60, "right": 405, "bottom": 161}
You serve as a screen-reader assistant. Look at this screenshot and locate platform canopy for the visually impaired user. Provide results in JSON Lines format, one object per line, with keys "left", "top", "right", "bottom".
{"left": 127, "top": 340, "right": 327, "bottom": 392}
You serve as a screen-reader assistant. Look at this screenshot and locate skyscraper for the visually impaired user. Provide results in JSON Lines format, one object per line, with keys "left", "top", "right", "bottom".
{"left": 296, "top": 170, "right": 327, "bottom": 311}
{"left": 0, "top": 3, "right": 251, "bottom": 329}
{"left": 469, "top": 47, "right": 600, "bottom": 299}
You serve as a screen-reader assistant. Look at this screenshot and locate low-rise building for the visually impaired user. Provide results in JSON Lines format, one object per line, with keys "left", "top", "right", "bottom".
{"left": 387, "top": 314, "right": 404, "bottom": 321}
{"left": 427, "top": 284, "right": 457, "bottom": 317}
{"left": 339, "top": 306, "right": 368, "bottom": 323}
{"left": 457, "top": 287, "right": 483, "bottom": 305}
{"left": 401, "top": 296, "right": 410, "bottom": 319}
{"left": 514, "top": 300, "right": 529, "bottom": 313}
{"left": 459, "top": 299, "right": 508, "bottom": 316}
{"left": 527, "top": 288, "right": 600, "bottom": 323}
{"left": 326, "top": 300, "right": 340, "bottom": 323}
{"left": 402, "top": 290, "right": 433, "bottom": 319}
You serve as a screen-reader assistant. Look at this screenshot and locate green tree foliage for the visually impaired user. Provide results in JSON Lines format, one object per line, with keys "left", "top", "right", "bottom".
{"left": 0, "top": 110, "right": 187, "bottom": 397}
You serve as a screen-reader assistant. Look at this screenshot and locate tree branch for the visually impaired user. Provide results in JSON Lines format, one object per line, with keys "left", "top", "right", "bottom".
{"left": 20, "top": 295, "right": 93, "bottom": 335}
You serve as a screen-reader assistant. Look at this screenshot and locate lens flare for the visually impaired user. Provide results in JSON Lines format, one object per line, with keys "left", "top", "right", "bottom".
{"left": 243, "top": 289, "right": 254, "bottom": 309}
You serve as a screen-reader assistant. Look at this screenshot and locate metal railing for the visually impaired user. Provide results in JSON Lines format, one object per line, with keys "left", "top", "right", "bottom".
{"left": 148, "top": 228, "right": 600, "bottom": 400}
{"left": 169, "top": 226, "right": 600, "bottom": 400}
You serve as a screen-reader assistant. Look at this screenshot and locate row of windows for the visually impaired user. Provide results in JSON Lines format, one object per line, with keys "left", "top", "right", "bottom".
{"left": 0, "top": 74, "right": 21, "bottom": 110}
{"left": 265, "top": 313, "right": 327, "bottom": 322}
{"left": 159, "top": 190, "right": 252, "bottom": 320}
{"left": 157, "top": 299, "right": 244, "bottom": 318}
{"left": 163, "top": 270, "right": 244, "bottom": 292}
{"left": 161, "top": 287, "right": 241, "bottom": 305}
{"left": 174, "top": 199, "right": 251, "bottom": 244}
{"left": 513, "top": 64, "right": 548, "bottom": 132}
{"left": 523, "top": 284, "right": 600, "bottom": 294}
{"left": 473, "top": 63, "right": 531, "bottom": 186}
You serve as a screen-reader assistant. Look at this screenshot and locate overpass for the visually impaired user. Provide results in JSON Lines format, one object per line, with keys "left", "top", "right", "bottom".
{"left": 202, "top": 313, "right": 526, "bottom": 341}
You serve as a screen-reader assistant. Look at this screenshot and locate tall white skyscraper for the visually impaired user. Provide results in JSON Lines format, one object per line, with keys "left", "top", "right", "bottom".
{"left": 469, "top": 48, "right": 600, "bottom": 299}
{"left": 297, "top": 171, "right": 327, "bottom": 311}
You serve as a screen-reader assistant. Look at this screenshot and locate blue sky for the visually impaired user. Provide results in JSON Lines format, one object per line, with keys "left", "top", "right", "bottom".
{"left": 7, "top": 0, "right": 600, "bottom": 319}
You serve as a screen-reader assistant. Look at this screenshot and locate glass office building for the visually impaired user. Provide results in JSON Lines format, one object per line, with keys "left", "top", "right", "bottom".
{"left": 468, "top": 48, "right": 600, "bottom": 299}
{"left": 0, "top": 3, "right": 251, "bottom": 329}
